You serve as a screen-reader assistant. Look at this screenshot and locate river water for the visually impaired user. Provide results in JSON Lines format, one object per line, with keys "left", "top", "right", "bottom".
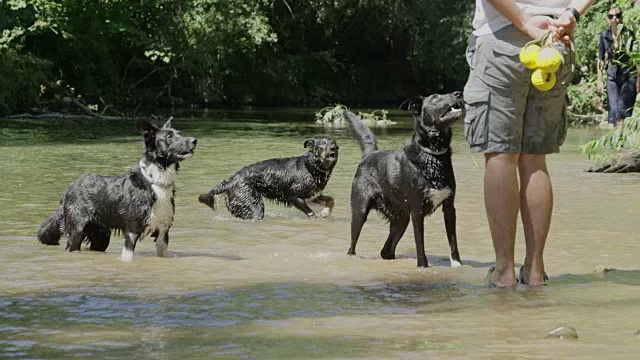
{"left": 1, "top": 110, "right": 639, "bottom": 359}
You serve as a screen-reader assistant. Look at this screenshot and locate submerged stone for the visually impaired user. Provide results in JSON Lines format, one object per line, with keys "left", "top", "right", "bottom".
{"left": 545, "top": 326, "right": 578, "bottom": 340}
{"left": 593, "top": 265, "right": 611, "bottom": 274}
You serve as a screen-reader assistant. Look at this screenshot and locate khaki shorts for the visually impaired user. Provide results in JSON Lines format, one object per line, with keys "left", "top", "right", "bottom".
{"left": 463, "top": 24, "right": 575, "bottom": 154}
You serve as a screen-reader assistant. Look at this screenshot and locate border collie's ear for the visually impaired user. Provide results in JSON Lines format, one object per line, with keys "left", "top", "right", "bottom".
{"left": 137, "top": 120, "right": 158, "bottom": 151}
{"left": 304, "top": 138, "right": 315, "bottom": 149}
{"left": 399, "top": 96, "right": 424, "bottom": 112}
{"left": 162, "top": 116, "right": 173, "bottom": 129}
{"left": 137, "top": 119, "right": 158, "bottom": 133}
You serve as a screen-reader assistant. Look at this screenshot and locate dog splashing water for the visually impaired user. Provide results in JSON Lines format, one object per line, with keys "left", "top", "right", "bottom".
{"left": 198, "top": 137, "right": 338, "bottom": 220}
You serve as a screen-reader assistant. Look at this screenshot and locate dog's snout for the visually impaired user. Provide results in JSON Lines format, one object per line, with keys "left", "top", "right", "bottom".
{"left": 190, "top": 138, "right": 198, "bottom": 146}
{"left": 325, "top": 148, "right": 337, "bottom": 160}
{"left": 452, "top": 91, "right": 462, "bottom": 99}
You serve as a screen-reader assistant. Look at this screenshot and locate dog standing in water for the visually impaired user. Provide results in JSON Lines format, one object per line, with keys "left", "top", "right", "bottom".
{"left": 37, "top": 118, "right": 197, "bottom": 262}
{"left": 198, "top": 137, "right": 338, "bottom": 220}
{"left": 345, "top": 92, "right": 464, "bottom": 267}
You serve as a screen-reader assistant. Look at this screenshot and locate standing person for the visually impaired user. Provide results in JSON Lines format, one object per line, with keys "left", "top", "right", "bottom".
{"left": 464, "top": 0, "right": 595, "bottom": 287}
{"left": 597, "top": 7, "right": 640, "bottom": 126}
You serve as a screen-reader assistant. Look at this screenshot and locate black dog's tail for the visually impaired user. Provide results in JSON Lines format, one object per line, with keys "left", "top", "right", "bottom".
{"left": 198, "top": 180, "right": 230, "bottom": 210}
{"left": 37, "top": 206, "right": 63, "bottom": 245}
{"left": 344, "top": 111, "right": 377, "bottom": 159}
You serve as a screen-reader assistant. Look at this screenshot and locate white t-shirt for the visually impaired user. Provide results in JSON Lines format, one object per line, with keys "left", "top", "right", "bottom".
{"left": 473, "top": 0, "right": 572, "bottom": 36}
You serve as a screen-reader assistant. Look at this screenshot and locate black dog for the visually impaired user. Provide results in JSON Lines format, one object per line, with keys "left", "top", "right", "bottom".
{"left": 345, "top": 92, "right": 464, "bottom": 267}
{"left": 37, "top": 118, "right": 197, "bottom": 262}
{"left": 198, "top": 137, "right": 338, "bottom": 220}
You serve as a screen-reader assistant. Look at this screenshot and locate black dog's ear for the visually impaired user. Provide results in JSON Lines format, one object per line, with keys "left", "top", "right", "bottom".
{"left": 303, "top": 138, "right": 315, "bottom": 149}
{"left": 399, "top": 96, "right": 424, "bottom": 112}
{"left": 137, "top": 119, "right": 158, "bottom": 133}
{"left": 162, "top": 116, "right": 173, "bottom": 129}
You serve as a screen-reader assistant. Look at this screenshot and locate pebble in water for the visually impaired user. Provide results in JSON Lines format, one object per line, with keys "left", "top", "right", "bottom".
{"left": 545, "top": 326, "right": 579, "bottom": 340}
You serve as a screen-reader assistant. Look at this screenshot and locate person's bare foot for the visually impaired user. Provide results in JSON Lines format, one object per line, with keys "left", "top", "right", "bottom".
{"left": 519, "top": 265, "right": 549, "bottom": 286}
{"left": 487, "top": 266, "right": 518, "bottom": 288}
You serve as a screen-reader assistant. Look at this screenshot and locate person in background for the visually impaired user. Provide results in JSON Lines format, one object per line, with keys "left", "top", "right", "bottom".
{"left": 464, "top": 0, "right": 595, "bottom": 287}
{"left": 597, "top": 6, "right": 640, "bottom": 126}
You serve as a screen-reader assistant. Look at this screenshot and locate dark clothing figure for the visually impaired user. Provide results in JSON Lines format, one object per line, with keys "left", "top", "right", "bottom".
{"left": 598, "top": 26, "right": 638, "bottom": 124}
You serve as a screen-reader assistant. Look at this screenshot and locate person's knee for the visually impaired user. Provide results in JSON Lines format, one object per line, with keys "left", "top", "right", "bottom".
{"left": 519, "top": 154, "right": 549, "bottom": 175}
{"left": 485, "top": 153, "right": 520, "bottom": 166}
{"left": 519, "top": 153, "right": 546, "bottom": 163}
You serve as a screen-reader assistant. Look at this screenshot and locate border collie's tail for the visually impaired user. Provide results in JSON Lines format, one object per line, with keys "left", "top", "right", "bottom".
{"left": 198, "top": 180, "right": 230, "bottom": 210}
{"left": 344, "top": 111, "right": 377, "bottom": 159}
{"left": 37, "top": 207, "right": 63, "bottom": 245}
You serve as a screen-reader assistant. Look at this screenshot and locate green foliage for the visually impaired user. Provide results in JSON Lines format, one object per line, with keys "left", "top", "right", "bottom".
{"left": 410, "top": 1, "right": 474, "bottom": 91}
{"left": 357, "top": 109, "right": 395, "bottom": 125}
{"left": 315, "top": 104, "right": 396, "bottom": 127}
{"left": 315, "top": 104, "right": 349, "bottom": 124}
{"left": 581, "top": 114, "right": 640, "bottom": 164}
{"left": 567, "top": 1, "right": 640, "bottom": 115}
{"left": 0, "top": 0, "right": 479, "bottom": 112}
{"left": 578, "top": 1, "right": 640, "bottom": 166}
{"left": 573, "top": 0, "right": 640, "bottom": 72}
{"left": 0, "top": 48, "right": 51, "bottom": 114}
{"left": 566, "top": 73, "right": 603, "bottom": 114}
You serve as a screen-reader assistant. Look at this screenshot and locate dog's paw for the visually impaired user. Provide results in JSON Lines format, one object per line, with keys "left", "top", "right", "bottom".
{"left": 120, "top": 248, "right": 134, "bottom": 262}
{"left": 320, "top": 207, "right": 331, "bottom": 218}
{"left": 450, "top": 259, "right": 463, "bottom": 268}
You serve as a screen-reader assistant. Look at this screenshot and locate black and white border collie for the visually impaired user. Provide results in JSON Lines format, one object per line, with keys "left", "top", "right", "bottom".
{"left": 37, "top": 118, "right": 197, "bottom": 262}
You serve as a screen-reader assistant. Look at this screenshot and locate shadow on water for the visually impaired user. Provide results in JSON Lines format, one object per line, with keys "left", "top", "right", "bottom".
{"left": 0, "top": 281, "right": 469, "bottom": 358}
{"left": 1, "top": 269, "right": 638, "bottom": 358}
{"left": 427, "top": 255, "right": 495, "bottom": 268}
{"left": 551, "top": 269, "right": 640, "bottom": 286}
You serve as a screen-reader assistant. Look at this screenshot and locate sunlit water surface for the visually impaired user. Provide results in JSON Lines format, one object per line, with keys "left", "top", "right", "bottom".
{"left": 1, "top": 110, "right": 639, "bottom": 359}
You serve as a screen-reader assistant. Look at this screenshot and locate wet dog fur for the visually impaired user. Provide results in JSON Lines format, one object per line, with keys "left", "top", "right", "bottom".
{"left": 345, "top": 92, "right": 464, "bottom": 267}
{"left": 198, "top": 137, "right": 338, "bottom": 220}
{"left": 37, "top": 118, "right": 197, "bottom": 262}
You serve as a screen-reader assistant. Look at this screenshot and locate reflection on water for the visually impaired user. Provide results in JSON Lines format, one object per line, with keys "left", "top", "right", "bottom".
{"left": 1, "top": 111, "right": 640, "bottom": 359}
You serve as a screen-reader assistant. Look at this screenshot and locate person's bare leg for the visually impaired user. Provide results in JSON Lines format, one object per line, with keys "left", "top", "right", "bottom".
{"left": 485, "top": 153, "right": 520, "bottom": 287}
{"left": 518, "top": 154, "right": 552, "bottom": 285}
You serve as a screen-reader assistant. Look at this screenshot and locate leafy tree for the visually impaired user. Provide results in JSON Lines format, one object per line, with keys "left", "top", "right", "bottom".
{"left": 580, "top": 1, "right": 640, "bottom": 172}
{"left": 0, "top": 0, "right": 475, "bottom": 112}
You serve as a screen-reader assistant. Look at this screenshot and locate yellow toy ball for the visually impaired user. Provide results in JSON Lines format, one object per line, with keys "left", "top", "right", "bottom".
{"left": 535, "top": 46, "right": 563, "bottom": 73}
{"left": 531, "top": 69, "right": 556, "bottom": 91}
{"left": 519, "top": 44, "right": 540, "bottom": 69}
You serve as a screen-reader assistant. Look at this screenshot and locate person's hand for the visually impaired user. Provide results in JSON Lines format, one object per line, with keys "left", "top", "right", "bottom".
{"left": 597, "top": 82, "right": 604, "bottom": 95}
{"left": 520, "top": 15, "right": 558, "bottom": 40}
{"left": 553, "top": 11, "right": 577, "bottom": 45}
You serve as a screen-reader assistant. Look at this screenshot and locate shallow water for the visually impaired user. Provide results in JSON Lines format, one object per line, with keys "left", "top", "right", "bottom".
{"left": 1, "top": 111, "right": 640, "bottom": 359}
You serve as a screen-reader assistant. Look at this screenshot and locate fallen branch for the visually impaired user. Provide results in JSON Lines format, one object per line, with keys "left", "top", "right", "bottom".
{"left": 567, "top": 111, "right": 606, "bottom": 125}
{"left": 4, "top": 112, "right": 129, "bottom": 120}
{"left": 62, "top": 97, "right": 131, "bottom": 120}
{"left": 586, "top": 150, "right": 640, "bottom": 173}
{"left": 3, "top": 96, "right": 133, "bottom": 120}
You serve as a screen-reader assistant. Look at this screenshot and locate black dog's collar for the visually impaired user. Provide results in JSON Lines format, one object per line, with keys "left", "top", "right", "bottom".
{"left": 421, "top": 147, "right": 449, "bottom": 156}
{"left": 307, "top": 160, "right": 330, "bottom": 175}
{"left": 417, "top": 129, "right": 450, "bottom": 156}
{"left": 305, "top": 153, "right": 331, "bottom": 174}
